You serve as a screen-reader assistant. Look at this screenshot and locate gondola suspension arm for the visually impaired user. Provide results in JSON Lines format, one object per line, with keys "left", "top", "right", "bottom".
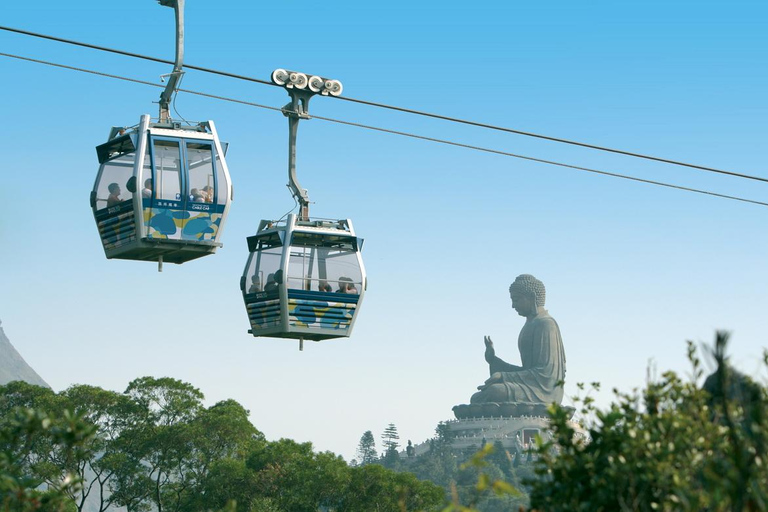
{"left": 271, "top": 69, "right": 343, "bottom": 222}
{"left": 158, "top": 0, "right": 185, "bottom": 124}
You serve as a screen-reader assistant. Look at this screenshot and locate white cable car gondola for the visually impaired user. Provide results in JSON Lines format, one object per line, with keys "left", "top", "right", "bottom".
{"left": 90, "top": 0, "right": 232, "bottom": 270}
{"left": 240, "top": 70, "right": 366, "bottom": 349}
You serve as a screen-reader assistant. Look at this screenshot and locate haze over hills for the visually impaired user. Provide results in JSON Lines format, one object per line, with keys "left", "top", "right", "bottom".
{"left": 0, "top": 319, "right": 50, "bottom": 388}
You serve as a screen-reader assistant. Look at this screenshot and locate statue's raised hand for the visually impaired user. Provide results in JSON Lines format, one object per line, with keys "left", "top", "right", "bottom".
{"left": 484, "top": 336, "right": 495, "bottom": 363}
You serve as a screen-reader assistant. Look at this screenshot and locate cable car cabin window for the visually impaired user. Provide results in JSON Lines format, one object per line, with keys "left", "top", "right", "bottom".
{"left": 244, "top": 234, "right": 283, "bottom": 295}
{"left": 145, "top": 139, "right": 184, "bottom": 241}
{"left": 286, "top": 236, "right": 362, "bottom": 294}
{"left": 152, "top": 140, "right": 182, "bottom": 203}
{"left": 94, "top": 152, "right": 135, "bottom": 211}
{"left": 186, "top": 142, "right": 215, "bottom": 204}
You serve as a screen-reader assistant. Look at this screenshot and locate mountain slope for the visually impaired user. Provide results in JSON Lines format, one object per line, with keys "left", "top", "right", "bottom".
{"left": 0, "top": 320, "right": 50, "bottom": 388}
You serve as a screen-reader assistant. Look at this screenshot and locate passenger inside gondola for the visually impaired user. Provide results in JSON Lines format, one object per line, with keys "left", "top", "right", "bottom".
{"left": 337, "top": 277, "right": 358, "bottom": 294}
{"left": 142, "top": 179, "right": 153, "bottom": 198}
{"left": 319, "top": 280, "right": 332, "bottom": 292}
{"left": 264, "top": 273, "right": 278, "bottom": 293}
{"left": 202, "top": 185, "right": 213, "bottom": 203}
{"left": 248, "top": 275, "right": 262, "bottom": 293}
{"left": 107, "top": 183, "right": 122, "bottom": 207}
{"left": 190, "top": 188, "right": 205, "bottom": 202}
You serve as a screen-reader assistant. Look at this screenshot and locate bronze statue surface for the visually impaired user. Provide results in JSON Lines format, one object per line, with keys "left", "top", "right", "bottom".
{"left": 454, "top": 274, "right": 566, "bottom": 419}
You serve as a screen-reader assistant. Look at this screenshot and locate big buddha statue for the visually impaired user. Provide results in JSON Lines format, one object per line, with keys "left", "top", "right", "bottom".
{"left": 454, "top": 274, "right": 566, "bottom": 419}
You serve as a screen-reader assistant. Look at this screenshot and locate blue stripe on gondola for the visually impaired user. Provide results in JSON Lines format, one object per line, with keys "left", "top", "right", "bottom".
{"left": 244, "top": 289, "right": 359, "bottom": 304}
{"left": 142, "top": 198, "right": 226, "bottom": 214}
{"left": 95, "top": 200, "right": 133, "bottom": 220}
{"left": 287, "top": 290, "right": 360, "bottom": 304}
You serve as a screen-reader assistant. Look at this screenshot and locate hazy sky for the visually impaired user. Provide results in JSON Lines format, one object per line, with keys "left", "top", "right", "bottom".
{"left": 1, "top": 0, "right": 766, "bottom": 461}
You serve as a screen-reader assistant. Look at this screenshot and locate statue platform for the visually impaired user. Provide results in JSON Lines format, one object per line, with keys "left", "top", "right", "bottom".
{"left": 452, "top": 402, "right": 559, "bottom": 419}
{"left": 422, "top": 403, "right": 587, "bottom": 454}
{"left": 446, "top": 414, "right": 552, "bottom": 452}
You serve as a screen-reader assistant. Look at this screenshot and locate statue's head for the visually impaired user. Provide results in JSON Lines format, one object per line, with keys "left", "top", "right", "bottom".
{"left": 509, "top": 274, "right": 545, "bottom": 317}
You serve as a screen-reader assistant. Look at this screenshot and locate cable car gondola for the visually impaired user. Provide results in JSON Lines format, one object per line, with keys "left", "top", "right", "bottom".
{"left": 90, "top": 0, "right": 232, "bottom": 270}
{"left": 240, "top": 70, "right": 366, "bottom": 349}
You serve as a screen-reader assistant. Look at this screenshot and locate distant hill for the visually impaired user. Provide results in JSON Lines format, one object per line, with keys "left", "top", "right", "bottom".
{"left": 0, "top": 319, "right": 50, "bottom": 388}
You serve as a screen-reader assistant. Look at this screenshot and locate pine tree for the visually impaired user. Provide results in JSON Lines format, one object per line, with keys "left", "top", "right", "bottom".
{"left": 356, "top": 430, "right": 378, "bottom": 465}
{"left": 381, "top": 423, "right": 400, "bottom": 454}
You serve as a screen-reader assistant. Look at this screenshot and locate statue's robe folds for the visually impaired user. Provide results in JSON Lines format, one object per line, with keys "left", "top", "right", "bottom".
{"left": 478, "top": 310, "right": 566, "bottom": 405}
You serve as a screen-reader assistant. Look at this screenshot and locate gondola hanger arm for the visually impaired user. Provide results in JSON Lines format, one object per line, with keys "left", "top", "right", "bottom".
{"left": 158, "top": 0, "right": 185, "bottom": 124}
{"left": 271, "top": 69, "right": 343, "bottom": 221}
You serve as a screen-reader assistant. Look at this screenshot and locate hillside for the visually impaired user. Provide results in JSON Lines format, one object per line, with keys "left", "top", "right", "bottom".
{"left": 0, "top": 319, "right": 50, "bottom": 388}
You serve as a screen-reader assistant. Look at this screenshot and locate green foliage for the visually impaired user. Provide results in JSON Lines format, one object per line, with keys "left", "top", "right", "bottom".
{"left": 0, "top": 377, "right": 445, "bottom": 512}
{"left": 382, "top": 424, "right": 401, "bottom": 453}
{"left": 0, "top": 377, "right": 444, "bottom": 512}
{"left": 0, "top": 405, "right": 95, "bottom": 512}
{"left": 440, "top": 443, "right": 523, "bottom": 512}
{"left": 340, "top": 463, "right": 445, "bottom": 512}
{"left": 397, "top": 423, "right": 529, "bottom": 512}
{"left": 356, "top": 430, "right": 378, "bottom": 466}
{"left": 528, "top": 331, "right": 768, "bottom": 512}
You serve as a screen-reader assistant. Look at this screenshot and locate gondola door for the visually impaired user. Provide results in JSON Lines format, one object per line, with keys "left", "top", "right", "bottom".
{"left": 145, "top": 137, "right": 185, "bottom": 241}
{"left": 181, "top": 140, "right": 221, "bottom": 242}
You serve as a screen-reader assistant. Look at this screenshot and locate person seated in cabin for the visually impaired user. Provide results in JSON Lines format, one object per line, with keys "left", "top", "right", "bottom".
{"left": 337, "top": 277, "right": 358, "bottom": 294}
{"left": 106, "top": 183, "right": 122, "bottom": 207}
{"left": 142, "top": 179, "right": 153, "bottom": 199}
{"left": 264, "top": 270, "right": 283, "bottom": 293}
{"left": 273, "top": 270, "right": 284, "bottom": 288}
{"left": 190, "top": 188, "right": 205, "bottom": 202}
{"left": 318, "top": 280, "right": 333, "bottom": 292}
{"left": 202, "top": 185, "right": 214, "bottom": 203}
{"left": 248, "top": 275, "right": 262, "bottom": 294}
{"left": 264, "top": 273, "right": 277, "bottom": 293}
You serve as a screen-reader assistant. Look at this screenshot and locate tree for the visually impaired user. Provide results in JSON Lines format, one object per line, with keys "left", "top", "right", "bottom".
{"left": 0, "top": 381, "right": 61, "bottom": 482}
{"left": 356, "top": 430, "right": 378, "bottom": 466}
{"left": 338, "top": 462, "right": 444, "bottom": 512}
{"left": 381, "top": 423, "right": 400, "bottom": 454}
{"left": 58, "top": 384, "right": 143, "bottom": 512}
{"left": 175, "top": 399, "right": 264, "bottom": 511}
{"left": 528, "top": 331, "right": 768, "bottom": 512}
{"left": 0, "top": 406, "right": 96, "bottom": 512}
{"left": 380, "top": 424, "right": 402, "bottom": 470}
{"left": 408, "top": 422, "right": 458, "bottom": 489}
{"left": 111, "top": 376, "right": 206, "bottom": 512}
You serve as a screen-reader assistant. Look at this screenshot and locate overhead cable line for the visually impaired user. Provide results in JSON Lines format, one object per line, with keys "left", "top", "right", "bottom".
{"left": 1, "top": 51, "right": 767, "bottom": 209}
{"left": 2, "top": 24, "right": 766, "bottom": 185}
{"left": 0, "top": 25, "right": 275, "bottom": 86}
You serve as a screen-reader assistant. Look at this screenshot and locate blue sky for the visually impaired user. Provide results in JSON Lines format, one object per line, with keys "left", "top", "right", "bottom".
{"left": 1, "top": 0, "right": 767, "bottom": 460}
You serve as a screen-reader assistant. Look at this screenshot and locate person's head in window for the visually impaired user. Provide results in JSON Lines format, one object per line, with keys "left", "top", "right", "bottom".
{"left": 264, "top": 273, "right": 278, "bottom": 293}
{"left": 202, "top": 185, "right": 213, "bottom": 203}
{"left": 249, "top": 275, "right": 262, "bottom": 293}
{"left": 190, "top": 188, "right": 205, "bottom": 202}
{"left": 142, "top": 179, "right": 153, "bottom": 198}
{"left": 319, "top": 280, "right": 332, "bottom": 292}
{"left": 337, "top": 277, "right": 357, "bottom": 294}
{"left": 107, "top": 183, "right": 121, "bottom": 206}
